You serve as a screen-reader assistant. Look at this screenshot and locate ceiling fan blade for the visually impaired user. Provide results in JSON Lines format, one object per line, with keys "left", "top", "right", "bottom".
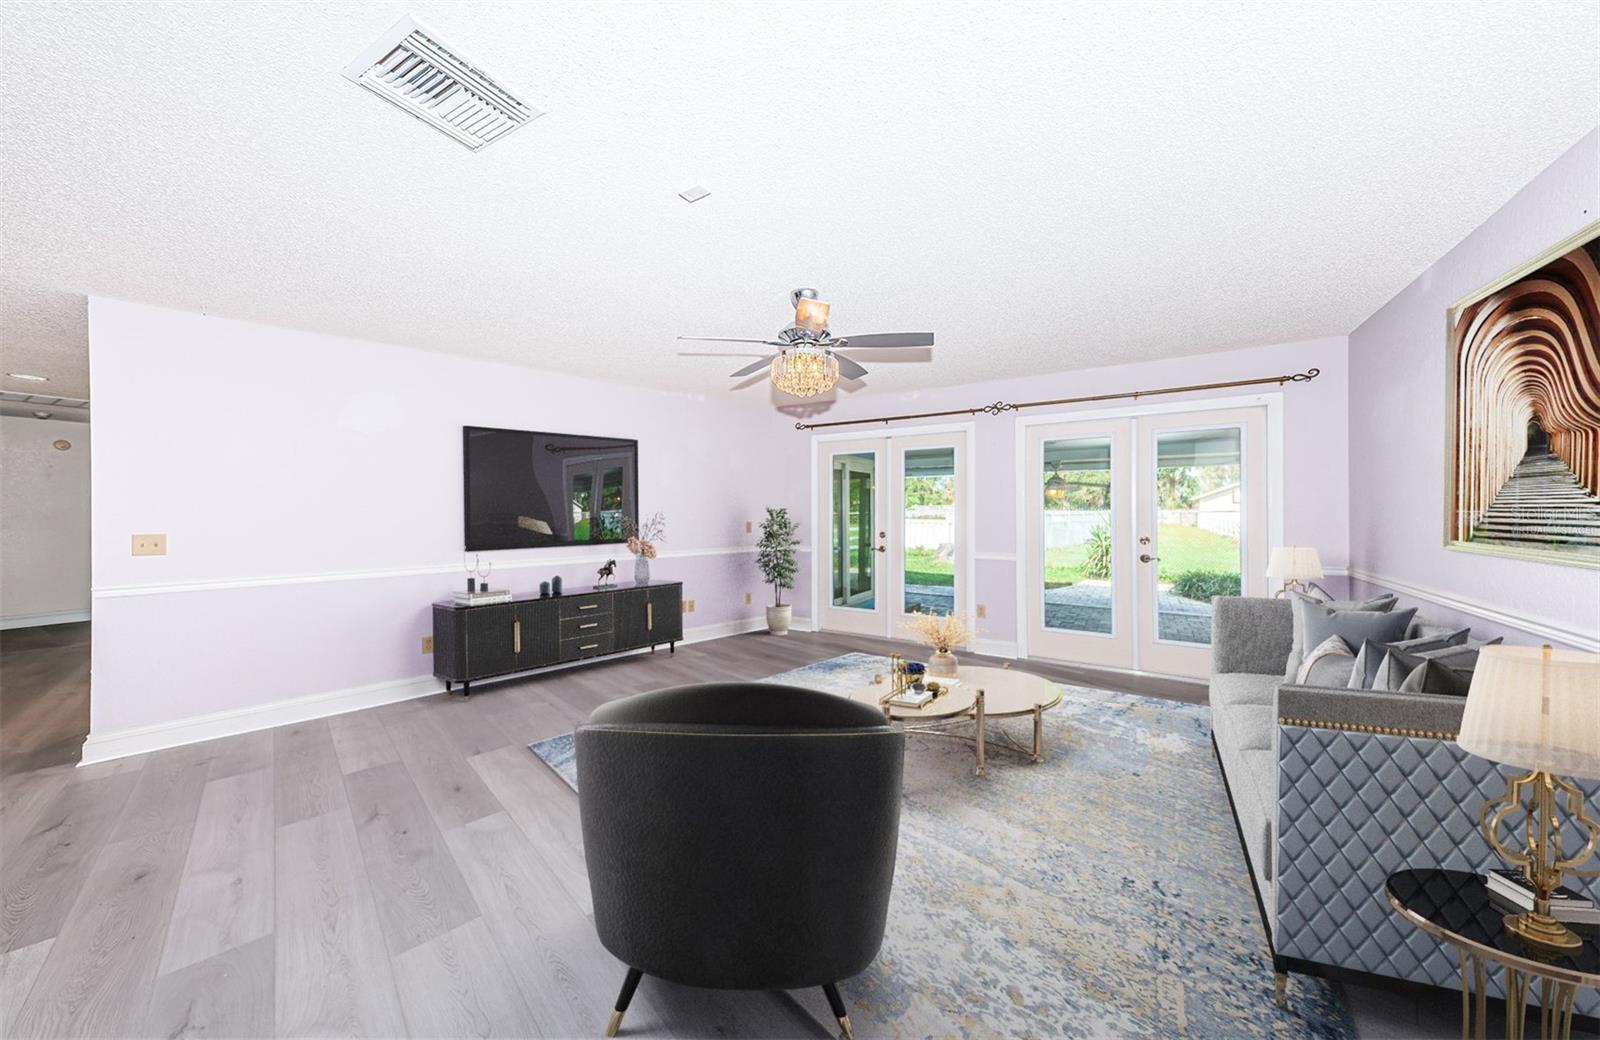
{"left": 834, "top": 332, "right": 935, "bottom": 349}
{"left": 834, "top": 354, "right": 869, "bottom": 380}
{"left": 729, "top": 355, "right": 777, "bottom": 377}
{"left": 677, "top": 351, "right": 771, "bottom": 358}
{"left": 678, "top": 336, "right": 785, "bottom": 346}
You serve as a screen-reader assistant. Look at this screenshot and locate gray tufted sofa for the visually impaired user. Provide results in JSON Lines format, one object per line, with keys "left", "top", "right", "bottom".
{"left": 1209, "top": 596, "right": 1600, "bottom": 1018}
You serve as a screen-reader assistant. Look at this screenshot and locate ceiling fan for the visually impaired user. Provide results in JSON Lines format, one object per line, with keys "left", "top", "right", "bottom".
{"left": 678, "top": 288, "right": 934, "bottom": 398}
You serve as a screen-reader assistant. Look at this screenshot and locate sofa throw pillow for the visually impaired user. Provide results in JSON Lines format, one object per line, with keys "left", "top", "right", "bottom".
{"left": 1347, "top": 631, "right": 1472, "bottom": 689}
{"left": 1285, "top": 591, "right": 1398, "bottom": 680}
{"left": 1406, "top": 620, "right": 1473, "bottom": 643}
{"left": 1369, "top": 645, "right": 1427, "bottom": 692}
{"left": 1299, "top": 604, "right": 1415, "bottom": 677}
{"left": 1397, "top": 658, "right": 1475, "bottom": 697}
{"left": 1297, "top": 634, "right": 1357, "bottom": 687}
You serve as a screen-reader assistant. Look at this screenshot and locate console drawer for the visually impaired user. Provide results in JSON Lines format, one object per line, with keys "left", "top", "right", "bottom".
{"left": 558, "top": 593, "right": 611, "bottom": 619}
{"left": 560, "top": 613, "right": 613, "bottom": 640}
{"left": 560, "top": 631, "right": 614, "bottom": 661}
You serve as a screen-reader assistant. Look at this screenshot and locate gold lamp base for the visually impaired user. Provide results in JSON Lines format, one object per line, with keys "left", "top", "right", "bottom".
{"left": 1502, "top": 910, "right": 1583, "bottom": 952}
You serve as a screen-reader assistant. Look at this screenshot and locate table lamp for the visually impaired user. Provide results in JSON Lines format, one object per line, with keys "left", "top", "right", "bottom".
{"left": 1266, "top": 546, "right": 1323, "bottom": 596}
{"left": 1457, "top": 644, "right": 1600, "bottom": 951}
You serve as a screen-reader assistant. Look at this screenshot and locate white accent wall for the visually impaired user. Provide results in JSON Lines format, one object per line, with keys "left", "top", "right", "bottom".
{"left": 1, "top": 415, "right": 92, "bottom": 628}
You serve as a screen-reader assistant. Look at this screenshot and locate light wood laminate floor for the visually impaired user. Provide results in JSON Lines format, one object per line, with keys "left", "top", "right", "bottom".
{"left": 0, "top": 624, "right": 1491, "bottom": 1038}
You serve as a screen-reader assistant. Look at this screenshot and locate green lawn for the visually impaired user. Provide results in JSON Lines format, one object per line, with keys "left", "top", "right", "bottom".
{"left": 904, "top": 525, "right": 1238, "bottom": 588}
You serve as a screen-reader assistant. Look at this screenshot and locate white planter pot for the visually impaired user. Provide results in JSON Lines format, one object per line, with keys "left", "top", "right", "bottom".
{"left": 766, "top": 604, "right": 793, "bottom": 635}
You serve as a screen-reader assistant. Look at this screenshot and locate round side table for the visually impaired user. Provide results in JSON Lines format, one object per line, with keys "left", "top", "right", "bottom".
{"left": 1386, "top": 868, "right": 1599, "bottom": 1040}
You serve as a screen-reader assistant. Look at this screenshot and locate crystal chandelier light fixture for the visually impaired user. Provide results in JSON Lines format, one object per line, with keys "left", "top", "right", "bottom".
{"left": 770, "top": 345, "right": 840, "bottom": 398}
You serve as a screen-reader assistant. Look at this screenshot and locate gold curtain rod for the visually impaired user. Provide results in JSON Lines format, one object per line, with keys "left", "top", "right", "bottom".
{"left": 793, "top": 367, "right": 1321, "bottom": 431}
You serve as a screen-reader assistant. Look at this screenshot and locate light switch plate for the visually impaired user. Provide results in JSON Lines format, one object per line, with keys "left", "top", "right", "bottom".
{"left": 744, "top": 592, "right": 752, "bottom": 605}
{"left": 684, "top": 599, "right": 696, "bottom": 613}
{"left": 977, "top": 603, "right": 987, "bottom": 619}
{"left": 132, "top": 533, "right": 167, "bottom": 556}
{"left": 745, "top": 520, "right": 753, "bottom": 533}
{"left": 421, "top": 635, "right": 434, "bottom": 654}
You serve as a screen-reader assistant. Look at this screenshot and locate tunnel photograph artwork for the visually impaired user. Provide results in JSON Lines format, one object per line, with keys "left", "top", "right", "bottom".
{"left": 1447, "top": 222, "right": 1600, "bottom": 567}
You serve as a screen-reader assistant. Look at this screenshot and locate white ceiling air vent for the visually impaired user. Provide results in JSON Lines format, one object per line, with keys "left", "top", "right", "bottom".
{"left": 342, "top": 16, "right": 542, "bottom": 151}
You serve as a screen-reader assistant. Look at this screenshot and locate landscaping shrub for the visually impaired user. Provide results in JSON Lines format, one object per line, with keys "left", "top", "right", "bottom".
{"left": 1170, "top": 569, "right": 1241, "bottom": 600}
{"left": 1081, "top": 522, "right": 1113, "bottom": 580}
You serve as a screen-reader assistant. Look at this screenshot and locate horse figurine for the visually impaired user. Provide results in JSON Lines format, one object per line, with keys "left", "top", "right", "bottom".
{"left": 595, "top": 558, "right": 617, "bottom": 587}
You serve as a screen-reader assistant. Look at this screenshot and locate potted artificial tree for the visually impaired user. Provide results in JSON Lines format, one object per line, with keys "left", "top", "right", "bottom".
{"left": 756, "top": 506, "right": 800, "bottom": 635}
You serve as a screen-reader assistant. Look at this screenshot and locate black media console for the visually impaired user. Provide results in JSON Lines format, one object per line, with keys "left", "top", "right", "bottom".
{"left": 431, "top": 581, "right": 684, "bottom": 696}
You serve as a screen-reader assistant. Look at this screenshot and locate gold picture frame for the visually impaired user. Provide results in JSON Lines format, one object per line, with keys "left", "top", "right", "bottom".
{"left": 1443, "top": 220, "right": 1600, "bottom": 570}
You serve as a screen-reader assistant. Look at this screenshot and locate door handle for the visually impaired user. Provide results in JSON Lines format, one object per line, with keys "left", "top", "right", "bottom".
{"left": 513, "top": 619, "right": 521, "bottom": 654}
{"left": 1139, "top": 553, "right": 1159, "bottom": 563}
{"left": 647, "top": 602, "right": 653, "bottom": 630}
{"left": 872, "top": 545, "right": 887, "bottom": 553}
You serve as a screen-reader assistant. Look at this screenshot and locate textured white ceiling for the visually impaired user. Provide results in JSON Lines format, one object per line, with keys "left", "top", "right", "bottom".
{"left": 2, "top": 1, "right": 1597, "bottom": 402}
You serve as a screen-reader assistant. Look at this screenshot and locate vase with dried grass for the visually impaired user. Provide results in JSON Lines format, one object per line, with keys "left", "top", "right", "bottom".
{"left": 903, "top": 610, "right": 972, "bottom": 677}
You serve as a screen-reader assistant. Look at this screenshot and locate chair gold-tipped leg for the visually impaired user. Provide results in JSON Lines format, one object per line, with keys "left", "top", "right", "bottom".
{"left": 822, "top": 982, "right": 853, "bottom": 1039}
{"left": 1273, "top": 971, "right": 1288, "bottom": 1008}
{"left": 606, "top": 967, "right": 643, "bottom": 1037}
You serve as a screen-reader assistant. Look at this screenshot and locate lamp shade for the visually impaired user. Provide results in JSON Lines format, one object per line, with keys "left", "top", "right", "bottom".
{"left": 1457, "top": 645, "right": 1600, "bottom": 779}
{"left": 1266, "top": 546, "right": 1323, "bottom": 581}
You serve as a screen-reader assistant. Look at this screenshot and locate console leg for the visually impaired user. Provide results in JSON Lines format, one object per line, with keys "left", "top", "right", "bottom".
{"left": 461, "top": 681, "right": 470, "bottom": 698}
{"left": 444, "top": 680, "right": 452, "bottom": 693}
{"left": 1273, "top": 971, "right": 1288, "bottom": 1009}
{"left": 821, "top": 982, "right": 853, "bottom": 1040}
{"left": 605, "top": 967, "right": 643, "bottom": 1037}
{"left": 670, "top": 642, "right": 675, "bottom": 653}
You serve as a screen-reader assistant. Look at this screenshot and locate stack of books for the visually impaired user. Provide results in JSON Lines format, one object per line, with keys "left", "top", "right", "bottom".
{"left": 452, "top": 588, "right": 513, "bottom": 606}
{"left": 1485, "top": 869, "right": 1599, "bottom": 925}
{"left": 887, "top": 685, "right": 937, "bottom": 709}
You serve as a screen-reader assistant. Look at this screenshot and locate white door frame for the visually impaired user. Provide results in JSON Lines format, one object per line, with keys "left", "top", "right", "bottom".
{"left": 809, "top": 422, "right": 977, "bottom": 637}
{"left": 1012, "top": 392, "right": 1284, "bottom": 670}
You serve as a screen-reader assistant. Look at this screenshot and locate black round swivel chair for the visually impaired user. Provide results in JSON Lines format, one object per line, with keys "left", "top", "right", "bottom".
{"left": 576, "top": 682, "right": 905, "bottom": 1039}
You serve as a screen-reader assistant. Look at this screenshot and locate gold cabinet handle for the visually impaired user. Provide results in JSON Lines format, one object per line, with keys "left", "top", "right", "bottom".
{"left": 578, "top": 603, "right": 599, "bottom": 611}
{"left": 579, "top": 622, "right": 599, "bottom": 630}
{"left": 513, "top": 619, "right": 521, "bottom": 654}
{"left": 579, "top": 643, "right": 599, "bottom": 651}
{"left": 647, "top": 602, "right": 653, "bottom": 630}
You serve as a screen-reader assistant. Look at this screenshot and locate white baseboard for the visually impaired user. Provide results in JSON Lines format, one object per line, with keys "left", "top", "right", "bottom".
{"left": 1, "top": 609, "right": 91, "bottom": 630}
{"left": 78, "top": 614, "right": 775, "bottom": 766}
{"left": 1345, "top": 568, "right": 1599, "bottom": 653}
{"left": 80, "top": 673, "right": 443, "bottom": 766}
{"left": 970, "top": 638, "right": 1020, "bottom": 659}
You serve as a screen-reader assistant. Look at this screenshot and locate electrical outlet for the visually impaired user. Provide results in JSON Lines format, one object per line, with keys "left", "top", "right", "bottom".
{"left": 132, "top": 533, "right": 167, "bottom": 556}
{"left": 684, "top": 599, "right": 696, "bottom": 613}
{"left": 977, "top": 603, "right": 987, "bottom": 619}
{"left": 421, "top": 635, "right": 434, "bottom": 654}
{"left": 745, "top": 520, "right": 753, "bottom": 534}
{"left": 744, "top": 592, "right": 752, "bottom": 605}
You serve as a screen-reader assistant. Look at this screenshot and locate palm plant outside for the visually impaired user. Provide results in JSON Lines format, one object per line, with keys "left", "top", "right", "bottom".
{"left": 757, "top": 507, "right": 800, "bottom": 607}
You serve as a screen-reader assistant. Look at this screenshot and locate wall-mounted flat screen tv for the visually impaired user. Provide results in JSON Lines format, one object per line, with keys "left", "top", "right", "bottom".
{"left": 463, "top": 426, "right": 637, "bottom": 551}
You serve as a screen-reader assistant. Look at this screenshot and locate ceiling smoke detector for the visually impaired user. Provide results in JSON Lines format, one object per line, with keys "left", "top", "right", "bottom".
{"left": 678, "top": 186, "right": 711, "bottom": 204}
{"left": 342, "top": 15, "right": 542, "bottom": 151}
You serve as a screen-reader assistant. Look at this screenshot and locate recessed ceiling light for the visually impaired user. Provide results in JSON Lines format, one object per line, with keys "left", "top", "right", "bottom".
{"left": 342, "top": 15, "right": 542, "bottom": 151}
{"left": 678, "top": 186, "right": 711, "bottom": 204}
{"left": 7, "top": 373, "right": 48, "bottom": 382}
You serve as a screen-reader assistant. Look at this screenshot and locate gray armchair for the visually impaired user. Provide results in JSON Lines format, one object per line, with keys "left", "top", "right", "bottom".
{"left": 575, "top": 682, "right": 905, "bottom": 1038}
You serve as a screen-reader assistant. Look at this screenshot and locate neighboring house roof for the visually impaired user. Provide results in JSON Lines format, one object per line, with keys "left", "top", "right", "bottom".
{"left": 1193, "top": 483, "right": 1241, "bottom": 507}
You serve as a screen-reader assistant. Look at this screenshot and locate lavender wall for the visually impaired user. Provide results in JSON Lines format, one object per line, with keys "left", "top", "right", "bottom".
{"left": 87, "top": 299, "right": 792, "bottom": 741}
{"left": 1347, "top": 129, "right": 1599, "bottom": 652}
{"left": 779, "top": 335, "right": 1350, "bottom": 647}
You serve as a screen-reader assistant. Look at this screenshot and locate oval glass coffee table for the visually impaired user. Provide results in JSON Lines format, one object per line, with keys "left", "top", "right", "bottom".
{"left": 847, "top": 664, "right": 1063, "bottom": 777}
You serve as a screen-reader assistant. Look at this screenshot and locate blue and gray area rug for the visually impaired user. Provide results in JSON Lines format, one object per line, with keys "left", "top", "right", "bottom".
{"left": 530, "top": 652, "right": 1353, "bottom": 1038}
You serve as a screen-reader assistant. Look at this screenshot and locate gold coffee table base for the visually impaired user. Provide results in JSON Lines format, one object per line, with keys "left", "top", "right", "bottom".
{"left": 849, "top": 665, "right": 1063, "bottom": 777}
{"left": 1457, "top": 947, "right": 1581, "bottom": 1040}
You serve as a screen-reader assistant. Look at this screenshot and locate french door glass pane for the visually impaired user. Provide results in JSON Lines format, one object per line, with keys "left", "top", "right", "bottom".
{"left": 1154, "top": 427, "right": 1243, "bottom": 644}
{"left": 1041, "top": 437, "right": 1113, "bottom": 634}
{"left": 902, "top": 447, "right": 955, "bottom": 615}
{"left": 831, "top": 452, "right": 877, "bottom": 608}
{"left": 571, "top": 473, "right": 595, "bottom": 541}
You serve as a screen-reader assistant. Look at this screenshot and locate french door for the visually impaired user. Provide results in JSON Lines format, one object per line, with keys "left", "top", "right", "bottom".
{"left": 1024, "top": 406, "right": 1268, "bottom": 677}
{"left": 816, "top": 430, "right": 971, "bottom": 638}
